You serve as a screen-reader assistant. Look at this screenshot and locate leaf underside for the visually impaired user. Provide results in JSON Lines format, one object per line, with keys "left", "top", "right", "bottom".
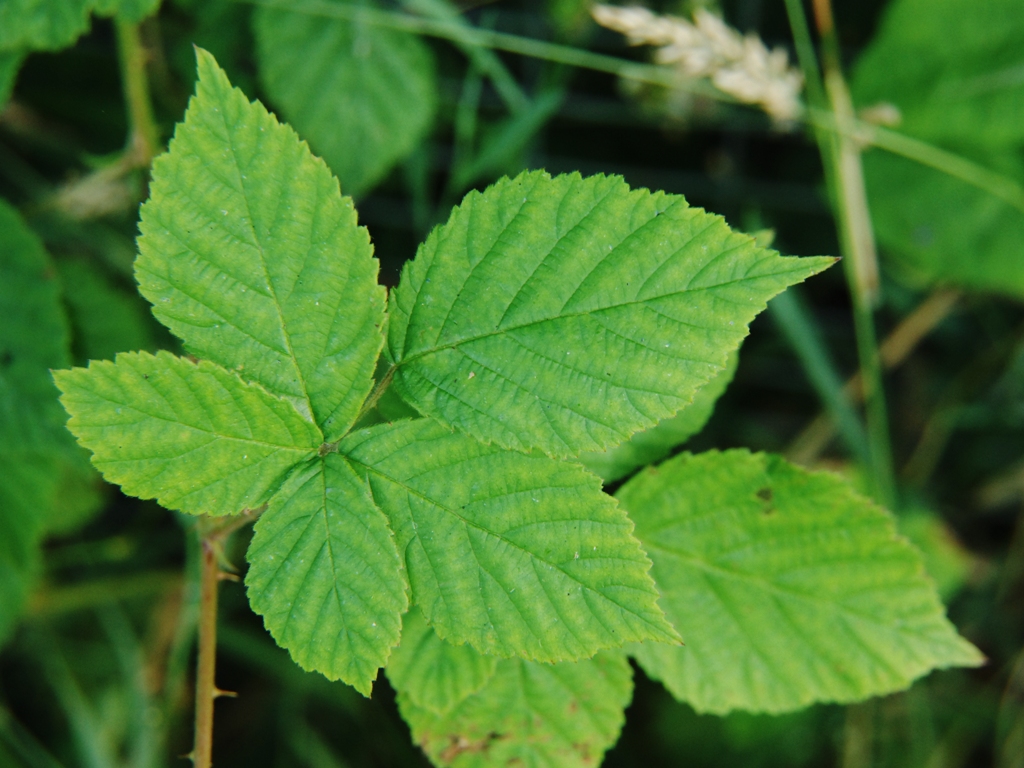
{"left": 136, "top": 48, "right": 385, "bottom": 440}
{"left": 246, "top": 453, "right": 408, "bottom": 695}
{"left": 55, "top": 350, "right": 320, "bottom": 516}
{"left": 341, "top": 418, "right": 679, "bottom": 662}
{"left": 399, "top": 647, "right": 633, "bottom": 768}
{"left": 619, "top": 450, "right": 984, "bottom": 715}
{"left": 387, "top": 170, "right": 834, "bottom": 458}
{"left": 254, "top": 1, "right": 437, "bottom": 197}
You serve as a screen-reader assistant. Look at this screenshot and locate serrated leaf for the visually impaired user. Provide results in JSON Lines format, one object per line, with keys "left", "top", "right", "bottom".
{"left": 246, "top": 453, "right": 407, "bottom": 695}
{"left": 341, "top": 418, "right": 679, "bottom": 662}
{"left": 55, "top": 350, "right": 320, "bottom": 516}
{"left": 0, "top": 0, "right": 93, "bottom": 51}
{"left": 399, "top": 650, "right": 632, "bottom": 768}
{"left": 580, "top": 349, "right": 738, "bottom": 482}
{"left": 136, "top": 48, "right": 384, "bottom": 439}
{"left": 852, "top": 0, "right": 1024, "bottom": 148}
{"left": 386, "top": 608, "right": 497, "bottom": 715}
{"left": 387, "top": 171, "right": 834, "bottom": 458}
{"left": 618, "top": 450, "right": 984, "bottom": 715}
{"left": 254, "top": 0, "right": 437, "bottom": 197}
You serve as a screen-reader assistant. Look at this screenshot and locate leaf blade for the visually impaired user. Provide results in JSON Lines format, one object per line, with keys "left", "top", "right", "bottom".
{"left": 387, "top": 171, "right": 833, "bottom": 458}
{"left": 246, "top": 453, "right": 407, "bottom": 695}
{"left": 341, "top": 418, "right": 678, "bottom": 662}
{"left": 136, "top": 48, "right": 385, "bottom": 438}
{"left": 618, "top": 450, "right": 984, "bottom": 714}
{"left": 254, "top": 2, "right": 437, "bottom": 197}
{"left": 55, "top": 350, "right": 320, "bottom": 516}
{"left": 399, "top": 650, "right": 633, "bottom": 768}
{"left": 386, "top": 608, "right": 497, "bottom": 715}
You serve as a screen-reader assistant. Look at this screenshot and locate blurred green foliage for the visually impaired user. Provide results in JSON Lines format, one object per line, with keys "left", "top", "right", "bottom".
{"left": 0, "top": 0, "right": 1022, "bottom": 766}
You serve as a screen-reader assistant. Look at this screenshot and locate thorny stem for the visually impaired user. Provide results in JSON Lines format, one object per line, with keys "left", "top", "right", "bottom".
{"left": 190, "top": 515, "right": 250, "bottom": 768}
{"left": 115, "top": 18, "right": 159, "bottom": 167}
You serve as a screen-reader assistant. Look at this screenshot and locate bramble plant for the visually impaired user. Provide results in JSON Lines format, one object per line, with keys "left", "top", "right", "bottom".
{"left": 51, "top": 50, "right": 983, "bottom": 768}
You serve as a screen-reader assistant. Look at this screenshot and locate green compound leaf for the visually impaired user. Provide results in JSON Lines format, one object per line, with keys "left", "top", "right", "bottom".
{"left": 254, "top": 0, "right": 437, "bottom": 197}
{"left": 386, "top": 609, "right": 497, "bottom": 716}
{"left": 399, "top": 650, "right": 633, "bottom": 768}
{"left": 852, "top": 0, "right": 1024, "bottom": 148}
{"left": 341, "top": 418, "right": 679, "bottom": 662}
{"left": 0, "top": 0, "right": 94, "bottom": 51}
{"left": 246, "top": 453, "right": 407, "bottom": 696}
{"left": 387, "top": 171, "right": 834, "bottom": 459}
{"left": 54, "top": 350, "right": 321, "bottom": 516}
{"left": 618, "top": 450, "right": 985, "bottom": 715}
{"left": 580, "top": 349, "right": 738, "bottom": 482}
{"left": 137, "top": 48, "right": 385, "bottom": 440}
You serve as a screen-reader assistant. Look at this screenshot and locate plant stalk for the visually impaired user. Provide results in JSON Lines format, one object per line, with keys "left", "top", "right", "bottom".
{"left": 190, "top": 512, "right": 253, "bottom": 768}
{"left": 191, "top": 532, "right": 220, "bottom": 768}
{"left": 115, "top": 18, "right": 160, "bottom": 166}
{"left": 784, "top": 0, "right": 896, "bottom": 508}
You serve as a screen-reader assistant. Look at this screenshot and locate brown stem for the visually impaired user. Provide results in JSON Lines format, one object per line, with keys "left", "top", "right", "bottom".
{"left": 192, "top": 532, "right": 220, "bottom": 768}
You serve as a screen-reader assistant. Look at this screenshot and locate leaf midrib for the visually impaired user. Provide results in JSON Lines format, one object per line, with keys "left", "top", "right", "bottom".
{"left": 212, "top": 93, "right": 316, "bottom": 423}
{"left": 394, "top": 263, "right": 808, "bottom": 368}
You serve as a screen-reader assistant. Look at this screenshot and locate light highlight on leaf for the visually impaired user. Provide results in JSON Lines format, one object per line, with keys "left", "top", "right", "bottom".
{"left": 387, "top": 170, "right": 834, "bottom": 458}
{"left": 246, "top": 454, "right": 407, "bottom": 695}
{"left": 618, "top": 450, "right": 985, "bottom": 714}
{"left": 342, "top": 418, "right": 679, "bottom": 662}
{"left": 55, "top": 350, "right": 320, "bottom": 516}
{"left": 137, "top": 49, "right": 385, "bottom": 439}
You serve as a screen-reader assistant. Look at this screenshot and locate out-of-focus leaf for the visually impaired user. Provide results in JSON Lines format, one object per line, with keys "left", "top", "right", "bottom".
{"left": 860, "top": 148, "right": 1024, "bottom": 299}
{"left": 56, "top": 258, "right": 157, "bottom": 364}
{"left": 254, "top": 0, "right": 437, "bottom": 197}
{"left": 852, "top": 0, "right": 1024, "bottom": 147}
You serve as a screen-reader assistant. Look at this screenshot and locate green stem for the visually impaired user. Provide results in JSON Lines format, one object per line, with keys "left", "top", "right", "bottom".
{"left": 785, "top": 0, "right": 896, "bottom": 508}
{"left": 115, "top": 18, "right": 159, "bottom": 166}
